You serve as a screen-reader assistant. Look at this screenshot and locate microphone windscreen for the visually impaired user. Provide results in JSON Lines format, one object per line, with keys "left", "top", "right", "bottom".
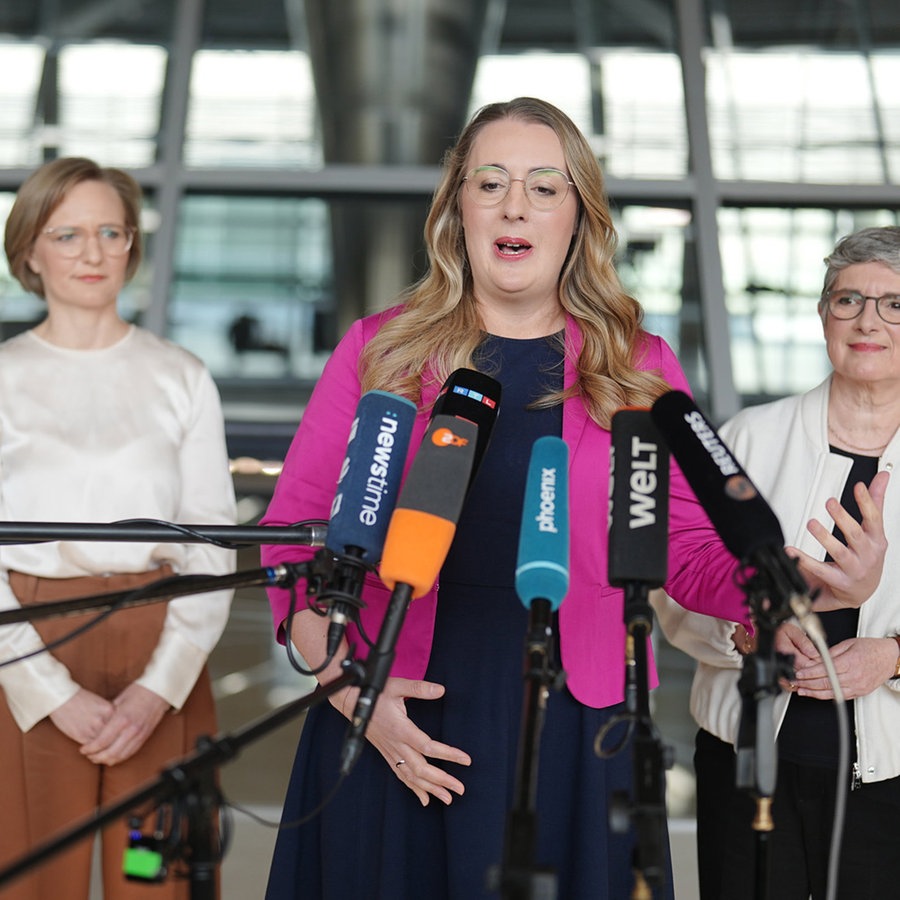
{"left": 650, "top": 390, "right": 784, "bottom": 562}
{"left": 379, "top": 414, "right": 478, "bottom": 597}
{"left": 515, "top": 436, "right": 570, "bottom": 610}
{"left": 431, "top": 368, "right": 501, "bottom": 490}
{"left": 608, "top": 408, "right": 669, "bottom": 588}
{"left": 326, "top": 390, "right": 417, "bottom": 561}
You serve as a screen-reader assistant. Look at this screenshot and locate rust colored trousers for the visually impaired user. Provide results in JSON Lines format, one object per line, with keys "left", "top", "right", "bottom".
{"left": 0, "top": 568, "right": 218, "bottom": 900}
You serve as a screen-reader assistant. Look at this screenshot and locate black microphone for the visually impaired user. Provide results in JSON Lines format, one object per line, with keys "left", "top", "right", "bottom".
{"left": 608, "top": 407, "right": 670, "bottom": 712}
{"left": 608, "top": 408, "right": 669, "bottom": 591}
{"left": 607, "top": 409, "right": 672, "bottom": 891}
{"left": 431, "top": 368, "right": 501, "bottom": 493}
{"left": 650, "top": 390, "right": 818, "bottom": 631}
{"left": 321, "top": 390, "right": 416, "bottom": 657}
{"left": 339, "top": 413, "right": 478, "bottom": 776}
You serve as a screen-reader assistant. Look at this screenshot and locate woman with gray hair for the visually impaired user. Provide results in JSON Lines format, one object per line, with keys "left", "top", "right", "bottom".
{"left": 654, "top": 225, "right": 900, "bottom": 898}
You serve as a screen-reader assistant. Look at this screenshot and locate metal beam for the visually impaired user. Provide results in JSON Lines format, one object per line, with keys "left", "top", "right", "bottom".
{"left": 142, "top": 0, "right": 204, "bottom": 337}
{"left": 676, "top": 0, "right": 740, "bottom": 421}
{"left": 4, "top": 164, "right": 900, "bottom": 210}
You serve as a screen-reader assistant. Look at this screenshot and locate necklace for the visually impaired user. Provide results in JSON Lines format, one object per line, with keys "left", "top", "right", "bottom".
{"left": 827, "top": 423, "right": 891, "bottom": 454}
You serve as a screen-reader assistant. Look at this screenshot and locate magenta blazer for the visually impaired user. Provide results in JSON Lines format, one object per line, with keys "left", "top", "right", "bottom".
{"left": 261, "top": 309, "right": 747, "bottom": 709}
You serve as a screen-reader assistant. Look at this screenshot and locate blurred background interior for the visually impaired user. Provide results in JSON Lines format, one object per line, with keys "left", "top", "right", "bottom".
{"left": 2, "top": 0, "right": 900, "bottom": 896}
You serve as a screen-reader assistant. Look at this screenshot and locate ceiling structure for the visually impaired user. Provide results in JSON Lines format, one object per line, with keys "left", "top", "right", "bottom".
{"left": 1, "top": 0, "right": 900, "bottom": 437}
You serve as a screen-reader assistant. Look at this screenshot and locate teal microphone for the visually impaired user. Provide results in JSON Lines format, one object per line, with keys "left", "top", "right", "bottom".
{"left": 515, "top": 436, "right": 570, "bottom": 611}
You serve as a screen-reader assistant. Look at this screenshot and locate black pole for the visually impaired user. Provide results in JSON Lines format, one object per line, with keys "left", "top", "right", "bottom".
{"left": 735, "top": 624, "right": 781, "bottom": 900}
{"left": 0, "top": 520, "right": 327, "bottom": 546}
{"left": 494, "top": 597, "right": 559, "bottom": 900}
{"left": 0, "top": 563, "right": 313, "bottom": 627}
{"left": 340, "top": 582, "right": 413, "bottom": 777}
{"left": 622, "top": 583, "right": 669, "bottom": 898}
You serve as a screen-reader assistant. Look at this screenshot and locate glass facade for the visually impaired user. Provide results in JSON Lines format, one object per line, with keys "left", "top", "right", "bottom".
{"left": 3, "top": 0, "right": 900, "bottom": 848}
{"left": 1, "top": 0, "right": 900, "bottom": 420}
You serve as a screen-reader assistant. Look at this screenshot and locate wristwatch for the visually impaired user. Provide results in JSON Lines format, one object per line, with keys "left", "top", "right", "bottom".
{"left": 891, "top": 635, "right": 900, "bottom": 680}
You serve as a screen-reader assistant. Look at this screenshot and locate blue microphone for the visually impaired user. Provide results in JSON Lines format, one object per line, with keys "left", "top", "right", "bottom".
{"left": 322, "top": 390, "right": 416, "bottom": 656}
{"left": 515, "top": 436, "right": 570, "bottom": 611}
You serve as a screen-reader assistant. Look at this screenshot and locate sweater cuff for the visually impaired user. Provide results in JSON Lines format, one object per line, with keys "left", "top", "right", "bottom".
{"left": 136, "top": 630, "right": 208, "bottom": 711}
{"left": 0, "top": 652, "right": 81, "bottom": 732}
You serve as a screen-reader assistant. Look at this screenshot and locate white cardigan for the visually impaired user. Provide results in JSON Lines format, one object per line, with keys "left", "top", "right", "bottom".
{"left": 654, "top": 376, "right": 900, "bottom": 785}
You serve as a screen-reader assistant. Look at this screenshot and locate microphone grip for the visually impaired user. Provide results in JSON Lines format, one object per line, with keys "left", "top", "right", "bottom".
{"left": 622, "top": 582, "right": 653, "bottom": 718}
{"left": 525, "top": 597, "right": 554, "bottom": 660}
{"left": 624, "top": 633, "right": 638, "bottom": 717}
{"left": 324, "top": 546, "right": 368, "bottom": 658}
{"left": 632, "top": 726, "right": 668, "bottom": 889}
{"left": 340, "top": 582, "right": 414, "bottom": 776}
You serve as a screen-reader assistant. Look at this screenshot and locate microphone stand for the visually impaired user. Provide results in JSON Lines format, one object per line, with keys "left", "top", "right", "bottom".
{"left": 340, "top": 581, "right": 413, "bottom": 776}
{"left": 0, "top": 519, "right": 380, "bottom": 894}
{"left": 0, "top": 519, "right": 381, "bottom": 894}
{"left": 735, "top": 623, "right": 780, "bottom": 900}
{"left": 734, "top": 547, "right": 803, "bottom": 900}
{"left": 0, "top": 663, "right": 366, "bottom": 896}
{"left": 607, "top": 583, "right": 671, "bottom": 900}
{"left": 492, "top": 597, "right": 562, "bottom": 900}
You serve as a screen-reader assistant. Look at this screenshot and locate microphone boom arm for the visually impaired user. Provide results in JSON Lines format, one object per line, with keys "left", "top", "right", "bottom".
{"left": 0, "top": 563, "right": 311, "bottom": 626}
{"left": 0, "top": 520, "right": 328, "bottom": 547}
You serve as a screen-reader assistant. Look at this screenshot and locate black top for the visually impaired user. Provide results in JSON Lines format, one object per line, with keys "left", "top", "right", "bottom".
{"left": 265, "top": 332, "right": 674, "bottom": 899}
{"left": 777, "top": 448, "right": 877, "bottom": 768}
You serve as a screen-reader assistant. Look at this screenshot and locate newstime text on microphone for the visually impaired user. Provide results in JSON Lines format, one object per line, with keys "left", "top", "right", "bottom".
{"left": 320, "top": 390, "right": 416, "bottom": 656}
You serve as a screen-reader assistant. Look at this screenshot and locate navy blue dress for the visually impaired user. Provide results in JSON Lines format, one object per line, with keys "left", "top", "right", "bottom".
{"left": 266, "top": 334, "right": 673, "bottom": 899}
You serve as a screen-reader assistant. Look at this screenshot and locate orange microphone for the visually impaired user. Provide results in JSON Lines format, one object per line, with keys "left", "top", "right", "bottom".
{"left": 340, "top": 413, "right": 477, "bottom": 775}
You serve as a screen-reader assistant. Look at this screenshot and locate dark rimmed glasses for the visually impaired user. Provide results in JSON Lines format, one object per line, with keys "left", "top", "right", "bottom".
{"left": 822, "top": 289, "right": 900, "bottom": 325}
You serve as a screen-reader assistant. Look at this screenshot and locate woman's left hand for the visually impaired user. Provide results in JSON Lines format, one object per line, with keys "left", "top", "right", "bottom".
{"left": 79, "top": 683, "right": 170, "bottom": 765}
{"left": 792, "top": 636, "right": 898, "bottom": 700}
{"left": 787, "top": 470, "right": 890, "bottom": 611}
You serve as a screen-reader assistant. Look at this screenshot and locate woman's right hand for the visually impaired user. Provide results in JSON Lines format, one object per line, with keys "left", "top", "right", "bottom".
{"left": 332, "top": 676, "right": 471, "bottom": 807}
{"left": 49, "top": 688, "right": 114, "bottom": 744}
{"left": 788, "top": 470, "right": 890, "bottom": 611}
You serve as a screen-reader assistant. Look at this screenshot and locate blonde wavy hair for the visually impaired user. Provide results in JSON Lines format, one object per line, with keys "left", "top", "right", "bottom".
{"left": 359, "top": 97, "right": 670, "bottom": 428}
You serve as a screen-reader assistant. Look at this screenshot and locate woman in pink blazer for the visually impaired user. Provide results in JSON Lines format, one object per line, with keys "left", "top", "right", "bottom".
{"left": 261, "top": 97, "right": 748, "bottom": 900}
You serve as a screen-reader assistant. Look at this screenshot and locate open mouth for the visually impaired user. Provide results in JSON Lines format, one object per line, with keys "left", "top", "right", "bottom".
{"left": 495, "top": 240, "right": 532, "bottom": 256}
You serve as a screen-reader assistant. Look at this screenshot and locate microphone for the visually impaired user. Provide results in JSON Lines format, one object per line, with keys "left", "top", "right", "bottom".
{"left": 321, "top": 390, "right": 417, "bottom": 657}
{"left": 607, "top": 409, "right": 672, "bottom": 892}
{"left": 650, "top": 390, "right": 817, "bottom": 631}
{"left": 493, "top": 437, "right": 568, "bottom": 896}
{"left": 431, "top": 368, "right": 501, "bottom": 493}
{"left": 515, "top": 436, "right": 570, "bottom": 612}
{"left": 608, "top": 407, "right": 670, "bottom": 710}
{"left": 340, "top": 413, "right": 478, "bottom": 775}
{"left": 608, "top": 408, "right": 669, "bottom": 591}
